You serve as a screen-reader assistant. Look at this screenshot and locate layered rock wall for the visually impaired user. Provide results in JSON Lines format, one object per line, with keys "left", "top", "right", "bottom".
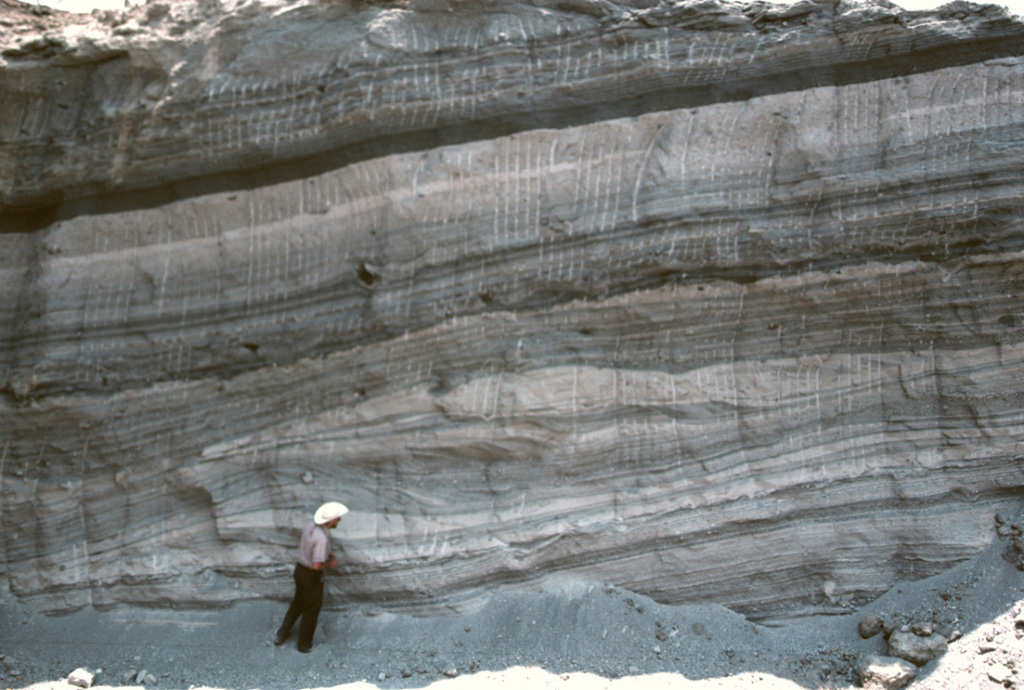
{"left": 1, "top": 0, "right": 1023, "bottom": 618}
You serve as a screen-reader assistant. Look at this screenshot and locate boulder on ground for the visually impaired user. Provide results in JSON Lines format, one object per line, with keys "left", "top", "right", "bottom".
{"left": 859, "top": 614, "right": 884, "bottom": 639}
{"left": 67, "top": 668, "right": 94, "bottom": 688}
{"left": 888, "top": 630, "right": 948, "bottom": 666}
{"left": 987, "top": 663, "right": 1013, "bottom": 685}
{"left": 857, "top": 655, "right": 917, "bottom": 690}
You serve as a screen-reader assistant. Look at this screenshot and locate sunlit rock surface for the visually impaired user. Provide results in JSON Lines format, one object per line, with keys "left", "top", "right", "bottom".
{"left": 1, "top": 0, "right": 1024, "bottom": 618}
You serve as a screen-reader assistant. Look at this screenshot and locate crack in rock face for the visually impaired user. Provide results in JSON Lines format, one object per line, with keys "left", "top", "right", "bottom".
{"left": 1, "top": 0, "right": 1024, "bottom": 618}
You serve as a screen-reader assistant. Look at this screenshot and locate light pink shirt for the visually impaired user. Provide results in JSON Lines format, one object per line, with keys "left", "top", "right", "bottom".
{"left": 297, "top": 521, "right": 330, "bottom": 568}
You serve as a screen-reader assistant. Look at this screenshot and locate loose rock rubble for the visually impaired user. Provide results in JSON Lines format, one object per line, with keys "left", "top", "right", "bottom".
{"left": 117, "top": 664, "right": 158, "bottom": 686}
{"left": 0, "top": 654, "right": 23, "bottom": 684}
{"left": 995, "top": 514, "right": 1024, "bottom": 571}
{"left": 853, "top": 591, "right": 1024, "bottom": 689}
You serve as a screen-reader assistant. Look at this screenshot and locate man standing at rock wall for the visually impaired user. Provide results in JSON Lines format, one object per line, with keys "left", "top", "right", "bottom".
{"left": 275, "top": 501, "right": 348, "bottom": 653}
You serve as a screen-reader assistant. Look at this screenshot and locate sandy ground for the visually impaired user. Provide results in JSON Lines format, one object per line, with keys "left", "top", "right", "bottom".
{"left": 2, "top": 517, "right": 1022, "bottom": 690}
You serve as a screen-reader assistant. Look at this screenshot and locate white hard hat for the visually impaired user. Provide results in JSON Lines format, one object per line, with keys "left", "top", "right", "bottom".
{"left": 314, "top": 501, "right": 349, "bottom": 525}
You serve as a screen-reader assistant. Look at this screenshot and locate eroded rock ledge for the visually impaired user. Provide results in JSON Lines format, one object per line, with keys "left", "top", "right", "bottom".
{"left": 1, "top": 0, "right": 1023, "bottom": 618}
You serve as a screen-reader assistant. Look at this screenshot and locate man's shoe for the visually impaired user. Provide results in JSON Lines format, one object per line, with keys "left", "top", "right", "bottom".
{"left": 273, "top": 630, "right": 287, "bottom": 646}
{"left": 297, "top": 644, "right": 312, "bottom": 654}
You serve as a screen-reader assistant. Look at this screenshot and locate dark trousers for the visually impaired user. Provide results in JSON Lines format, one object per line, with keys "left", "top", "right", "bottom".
{"left": 278, "top": 563, "right": 324, "bottom": 649}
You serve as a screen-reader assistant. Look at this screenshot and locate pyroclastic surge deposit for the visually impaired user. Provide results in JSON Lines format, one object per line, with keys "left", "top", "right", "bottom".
{"left": 1, "top": 0, "right": 1023, "bottom": 619}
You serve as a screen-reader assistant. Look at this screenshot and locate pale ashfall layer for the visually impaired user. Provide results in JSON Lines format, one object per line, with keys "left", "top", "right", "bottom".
{"left": 1, "top": 0, "right": 1023, "bottom": 618}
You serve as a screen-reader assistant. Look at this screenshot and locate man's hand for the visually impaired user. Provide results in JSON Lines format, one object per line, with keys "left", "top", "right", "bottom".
{"left": 311, "top": 554, "right": 339, "bottom": 571}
